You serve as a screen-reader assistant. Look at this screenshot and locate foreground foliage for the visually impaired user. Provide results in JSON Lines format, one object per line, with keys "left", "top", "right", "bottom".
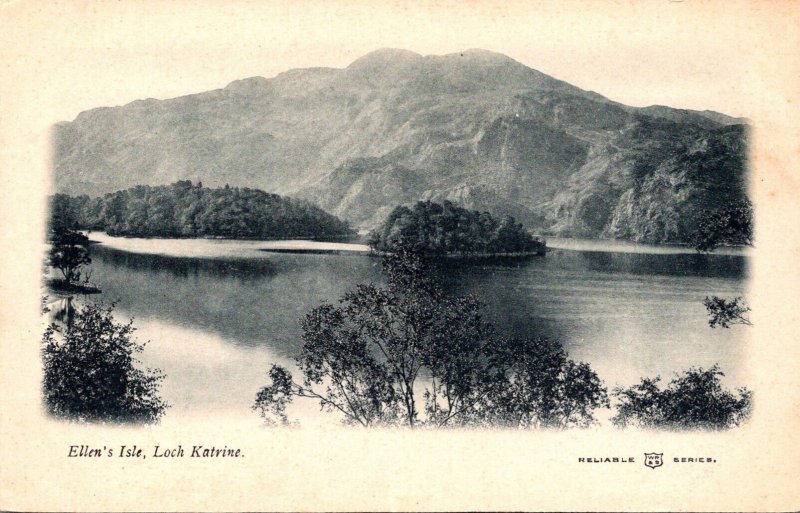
{"left": 42, "top": 303, "right": 168, "bottom": 423}
{"left": 49, "top": 181, "right": 354, "bottom": 240}
{"left": 611, "top": 365, "right": 751, "bottom": 430}
{"left": 254, "top": 246, "right": 607, "bottom": 428}
{"left": 367, "top": 201, "right": 545, "bottom": 255}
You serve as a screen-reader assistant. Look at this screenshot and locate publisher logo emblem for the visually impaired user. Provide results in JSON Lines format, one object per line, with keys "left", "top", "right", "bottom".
{"left": 644, "top": 452, "right": 663, "bottom": 469}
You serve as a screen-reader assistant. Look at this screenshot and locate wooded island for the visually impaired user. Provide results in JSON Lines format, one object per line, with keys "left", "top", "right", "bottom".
{"left": 367, "top": 201, "right": 546, "bottom": 256}
{"left": 49, "top": 181, "right": 355, "bottom": 240}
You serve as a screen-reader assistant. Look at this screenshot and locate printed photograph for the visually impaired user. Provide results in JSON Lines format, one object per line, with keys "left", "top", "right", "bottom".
{"left": 42, "top": 47, "right": 754, "bottom": 430}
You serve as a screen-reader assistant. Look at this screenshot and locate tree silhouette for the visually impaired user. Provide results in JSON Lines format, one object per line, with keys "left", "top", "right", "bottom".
{"left": 254, "top": 244, "right": 607, "bottom": 428}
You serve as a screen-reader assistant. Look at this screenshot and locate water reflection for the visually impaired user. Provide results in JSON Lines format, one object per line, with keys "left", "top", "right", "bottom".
{"left": 90, "top": 245, "right": 383, "bottom": 354}
{"left": 439, "top": 249, "right": 748, "bottom": 388}
{"left": 438, "top": 249, "right": 746, "bottom": 279}
{"left": 94, "top": 246, "right": 279, "bottom": 280}
{"left": 49, "top": 297, "right": 76, "bottom": 329}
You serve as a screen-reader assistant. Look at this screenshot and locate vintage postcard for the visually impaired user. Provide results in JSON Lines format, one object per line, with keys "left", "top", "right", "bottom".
{"left": 1, "top": 1, "right": 798, "bottom": 511}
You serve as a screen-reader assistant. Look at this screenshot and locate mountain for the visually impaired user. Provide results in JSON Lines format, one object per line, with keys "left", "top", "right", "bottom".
{"left": 53, "top": 48, "right": 749, "bottom": 243}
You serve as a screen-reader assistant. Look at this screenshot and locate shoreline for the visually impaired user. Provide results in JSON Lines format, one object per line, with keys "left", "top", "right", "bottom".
{"left": 545, "top": 236, "right": 752, "bottom": 256}
{"left": 86, "top": 232, "right": 751, "bottom": 259}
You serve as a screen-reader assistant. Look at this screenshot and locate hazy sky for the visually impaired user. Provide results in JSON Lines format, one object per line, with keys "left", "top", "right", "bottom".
{"left": 3, "top": 0, "right": 797, "bottom": 130}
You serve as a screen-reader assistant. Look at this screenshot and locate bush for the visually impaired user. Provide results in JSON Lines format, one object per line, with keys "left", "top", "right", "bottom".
{"left": 611, "top": 365, "right": 751, "bottom": 430}
{"left": 42, "top": 303, "right": 168, "bottom": 423}
{"left": 466, "top": 337, "right": 610, "bottom": 429}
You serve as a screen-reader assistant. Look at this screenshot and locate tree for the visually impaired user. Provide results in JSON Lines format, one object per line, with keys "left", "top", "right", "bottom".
{"left": 690, "top": 200, "right": 754, "bottom": 328}
{"left": 703, "top": 296, "right": 752, "bottom": 328}
{"left": 254, "top": 246, "right": 473, "bottom": 427}
{"left": 611, "top": 365, "right": 751, "bottom": 430}
{"left": 48, "top": 194, "right": 82, "bottom": 234}
{"left": 47, "top": 230, "right": 92, "bottom": 285}
{"left": 691, "top": 200, "right": 753, "bottom": 252}
{"left": 465, "top": 337, "right": 610, "bottom": 429}
{"left": 42, "top": 303, "right": 169, "bottom": 423}
{"left": 253, "top": 244, "right": 607, "bottom": 428}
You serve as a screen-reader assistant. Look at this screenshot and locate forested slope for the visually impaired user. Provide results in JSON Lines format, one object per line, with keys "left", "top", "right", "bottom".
{"left": 49, "top": 181, "right": 354, "bottom": 240}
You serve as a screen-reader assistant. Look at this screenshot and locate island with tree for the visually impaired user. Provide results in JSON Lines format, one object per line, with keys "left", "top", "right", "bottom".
{"left": 367, "top": 201, "right": 546, "bottom": 257}
{"left": 49, "top": 181, "right": 355, "bottom": 240}
{"left": 46, "top": 229, "right": 100, "bottom": 295}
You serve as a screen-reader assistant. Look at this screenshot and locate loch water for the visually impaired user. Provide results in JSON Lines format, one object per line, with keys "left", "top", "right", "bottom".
{"left": 78, "top": 235, "right": 749, "bottom": 420}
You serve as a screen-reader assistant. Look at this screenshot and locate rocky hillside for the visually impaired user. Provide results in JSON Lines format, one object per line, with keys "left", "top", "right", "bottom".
{"left": 53, "top": 48, "right": 749, "bottom": 243}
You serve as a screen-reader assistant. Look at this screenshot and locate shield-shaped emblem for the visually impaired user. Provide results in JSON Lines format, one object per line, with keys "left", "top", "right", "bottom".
{"left": 644, "top": 452, "right": 663, "bottom": 469}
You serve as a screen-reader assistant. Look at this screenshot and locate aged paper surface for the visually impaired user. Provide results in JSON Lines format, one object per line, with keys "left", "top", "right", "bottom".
{"left": 1, "top": 1, "right": 799, "bottom": 511}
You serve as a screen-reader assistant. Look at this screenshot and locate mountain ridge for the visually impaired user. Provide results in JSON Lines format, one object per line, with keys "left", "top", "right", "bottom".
{"left": 53, "top": 48, "right": 749, "bottom": 243}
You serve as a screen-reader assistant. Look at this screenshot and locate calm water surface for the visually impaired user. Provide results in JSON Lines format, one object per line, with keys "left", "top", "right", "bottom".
{"left": 80, "top": 236, "right": 750, "bottom": 420}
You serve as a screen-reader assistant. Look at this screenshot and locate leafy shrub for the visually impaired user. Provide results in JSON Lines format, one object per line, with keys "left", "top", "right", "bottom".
{"left": 612, "top": 365, "right": 751, "bottom": 430}
{"left": 42, "top": 303, "right": 168, "bottom": 423}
